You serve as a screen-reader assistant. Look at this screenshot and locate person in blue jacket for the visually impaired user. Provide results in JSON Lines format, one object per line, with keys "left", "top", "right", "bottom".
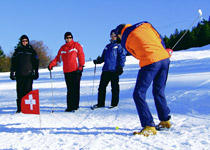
{"left": 92, "top": 29, "right": 126, "bottom": 109}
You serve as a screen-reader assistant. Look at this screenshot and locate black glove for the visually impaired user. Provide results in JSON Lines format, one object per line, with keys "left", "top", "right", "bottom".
{"left": 76, "top": 69, "right": 83, "bottom": 76}
{"left": 48, "top": 65, "right": 53, "bottom": 71}
{"left": 117, "top": 67, "right": 123, "bottom": 76}
{"left": 93, "top": 56, "right": 101, "bottom": 64}
{"left": 93, "top": 59, "right": 98, "bottom": 64}
{"left": 33, "top": 70, "right": 39, "bottom": 80}
{"left": 10, "top": 72, "right": 16, "bottom": 80}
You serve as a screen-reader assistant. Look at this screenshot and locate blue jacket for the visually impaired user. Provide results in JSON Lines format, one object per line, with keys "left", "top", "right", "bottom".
{"left": 98, "top": 40, "right": 126, "bottom": 72}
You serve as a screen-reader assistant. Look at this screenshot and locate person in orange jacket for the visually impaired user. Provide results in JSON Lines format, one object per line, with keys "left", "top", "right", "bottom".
{"left": 115, "top": 22, "right": 171, "bottom": 136}
{"left": 48, "top": 32, "right": 85, "bottom": 112}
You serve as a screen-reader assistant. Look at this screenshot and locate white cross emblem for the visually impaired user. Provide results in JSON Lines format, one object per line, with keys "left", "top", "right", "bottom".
{"left": 25, "top": 94, "right": 36, "bottom": 110}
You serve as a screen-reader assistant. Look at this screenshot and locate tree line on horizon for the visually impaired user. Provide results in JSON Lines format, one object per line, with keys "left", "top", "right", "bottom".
{"left": 0, "top": 40, "right": 51, "bottom": 72}
{"left": 163, "top": 17, "right": 210, "bottom": 50}
{"left": 1, "top": 17, "right": 210, "bottom": 72}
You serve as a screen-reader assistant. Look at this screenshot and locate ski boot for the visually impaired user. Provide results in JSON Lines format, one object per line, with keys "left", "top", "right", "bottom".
{"left": 91, "top": 104, "right": 104, "bottom": 110}
{"left": 156, "top": 120, "right": 171, "bottom": 131}
{"left": 133, "top": 126, "right": 157, "bottom": 137}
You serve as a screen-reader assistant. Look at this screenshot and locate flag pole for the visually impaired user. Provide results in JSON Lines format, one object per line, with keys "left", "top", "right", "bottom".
{"left": 38, "top": 90, "right": 41, "bottom": 130}
{"left": 39, "top": 113, "right": 42, "bottom": 130}
{"left": 50, "top": 70, "right": 55, "bottom": 113}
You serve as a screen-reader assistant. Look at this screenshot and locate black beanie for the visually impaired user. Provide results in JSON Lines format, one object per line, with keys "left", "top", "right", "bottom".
{"left": 20, "top": 35, "right": 29, "bottom": 43}
{"left": 110, "top": 29, "right": 116, "bottom": 36}
{"left": 115, "top": 24, "right": 126, "bottom": 35}
{"left": 64, "top": 32, "right": 73, "bottom": 39}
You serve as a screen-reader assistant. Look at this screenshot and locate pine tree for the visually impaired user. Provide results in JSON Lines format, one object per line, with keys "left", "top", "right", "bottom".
{"left": 0, "top": 46, "right": 5, "bottom": 58}
{"left": 163, "top": 17, "right": 210, "bottom": 50}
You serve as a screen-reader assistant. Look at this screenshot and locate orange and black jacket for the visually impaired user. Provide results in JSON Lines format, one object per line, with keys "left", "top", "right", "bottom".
{"left": 121, "top": 21, "right": 170, "bottom": 68}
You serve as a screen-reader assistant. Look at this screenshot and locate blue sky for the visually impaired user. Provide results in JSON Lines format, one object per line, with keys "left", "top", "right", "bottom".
{"left": 0, "top": 0, "right": 210, "bottom": 60}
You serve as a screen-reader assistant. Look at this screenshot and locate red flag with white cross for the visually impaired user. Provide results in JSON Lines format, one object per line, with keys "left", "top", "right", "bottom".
{"left": 21, "top": 90, "right": 40, "bottom": 115}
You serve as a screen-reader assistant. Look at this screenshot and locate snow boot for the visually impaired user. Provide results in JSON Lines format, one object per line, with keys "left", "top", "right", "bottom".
{"left": 91, "top": 104, "right": 105, "bottom": 110}
{"left": 16, "top": 99, "right": 21, "bottom": 113}
{"left": 65, "top": 108, "right": 76, "bottom": 112}
{"left": 156, "top": 120, "right": 171, "bottom": 131}
{"left": 16, "top": 110, "right": 21, "bottom": 113}
{"left": 133, "top": 126, "right": 157, "bottom": 136}
{"left": 108, "top": 105, "right": 117, "bottom": 109}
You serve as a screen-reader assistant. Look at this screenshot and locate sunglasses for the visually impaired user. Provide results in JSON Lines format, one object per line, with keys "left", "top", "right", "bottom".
{"left": 65, "top": 37, "right": 72, "bottom": 39}
{"left": 22, "top": 40, "right": 28, "bottom": 42}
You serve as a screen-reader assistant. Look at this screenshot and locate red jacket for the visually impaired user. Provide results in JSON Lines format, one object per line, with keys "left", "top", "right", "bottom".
{"left": 50, "top": 40, "right": 85, "bottom": 73}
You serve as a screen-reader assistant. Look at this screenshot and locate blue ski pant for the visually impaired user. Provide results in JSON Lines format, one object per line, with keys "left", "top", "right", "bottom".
{"left": 133, "top": 58, "right": 171, "bottom": 127}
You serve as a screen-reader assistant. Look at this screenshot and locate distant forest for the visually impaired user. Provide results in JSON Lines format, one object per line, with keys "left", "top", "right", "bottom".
{"left": 163, "top": 17, "right": 210, "bottom": 51}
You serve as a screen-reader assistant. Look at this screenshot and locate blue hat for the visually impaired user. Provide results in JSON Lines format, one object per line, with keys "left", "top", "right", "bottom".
{"left": 110, "top": 29, "right": 116, "bottom": 36}
{"left": 115, "top": 24, "right": 126, "bottom": 35}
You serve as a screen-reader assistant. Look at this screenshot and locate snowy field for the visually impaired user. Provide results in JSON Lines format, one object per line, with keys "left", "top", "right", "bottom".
{"left": 0, "top": 45, "right": 210, "bottom": 150}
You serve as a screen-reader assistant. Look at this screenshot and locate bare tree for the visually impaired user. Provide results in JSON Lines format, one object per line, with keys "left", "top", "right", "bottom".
{"left": 30, "top": 40, "right": 51, "bottom": 68}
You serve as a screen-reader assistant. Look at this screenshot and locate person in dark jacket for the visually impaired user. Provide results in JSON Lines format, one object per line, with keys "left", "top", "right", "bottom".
{"left": 10, "top": 35, "right": 39, "bottom": 113}
{"left": 92, "top": 29, "right": 126, "bottom": 109}
{"left": 48, "top": 32, "right": 85, "bottom": 112}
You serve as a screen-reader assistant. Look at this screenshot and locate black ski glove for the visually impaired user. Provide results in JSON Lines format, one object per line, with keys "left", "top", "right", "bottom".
{"left": 93, "top": 56, "right": 101, "bottom": 64}
{"left": 93, "top": 59, "right": 98, "bottom": 64}
{"left": 76, "top": 69, "right": 83, "bottom": 76}
{"left": 33, "top": 70, "right": 39, "bottom": 80}
{"left": 76, "top": 66, "right": 83, "bottom": 76}
{"left": 117, "top": 67, "right": 123, "bottom": 76}
{"left": 10, "top": 72, "right": 16, "bottom": 80}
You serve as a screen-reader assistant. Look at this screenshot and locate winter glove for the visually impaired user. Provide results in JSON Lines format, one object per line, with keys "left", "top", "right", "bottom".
{"left": 33, "top": 70, "right": 39, "bottom": 80}
{"left": 10, "top": 72, "right": 16, "bottom": 80}
{"left": 76, "top": 67, "right": 83, "bottom": 76}
{"left": 48, "top": 61, "right": 57, "bottom": 71}
{"left": 93, "top": 56, "right": 101, "bottom": 64}
{"left": 48, "top": 64, "right": 53, "bottom": 71}
{"left": 93, "top": 59, "right": 98, "bottom": 64}
{"left": 117, "top": 67, "right": 123, "bottom": 76}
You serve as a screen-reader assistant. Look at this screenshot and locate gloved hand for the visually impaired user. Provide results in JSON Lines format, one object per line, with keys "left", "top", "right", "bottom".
{"left": 93, "top": 56, "right": 101, "bottom": 64}
{"left": 48, "top": 61, "right": 57, "bottom": 71}
{"left": 10, "top": 72, "right": 16, "bottom": 80}
{"left": 48, "top": 64, "right": 53, "bottom": 71}
{"left": 76, "top": 67, "right": 83, "bottom": 76}
{"left": 93, "top": 59, "right": 98, "bottom": 64}
{"left": 117, "top": 67, "right": 123, "bottom": 76}
{"left": 33, "top": 70, "right": 39, "bottom": 80}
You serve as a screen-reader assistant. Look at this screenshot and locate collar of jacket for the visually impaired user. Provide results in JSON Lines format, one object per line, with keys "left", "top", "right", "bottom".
{"left": 110, "top": 39, "right": 117, "bottom": 43}
{"left": 121, "top": 22, "right": 148, "bottom": 50}
{"left": 65, "top": 40, "right": 74, "bottom": 46}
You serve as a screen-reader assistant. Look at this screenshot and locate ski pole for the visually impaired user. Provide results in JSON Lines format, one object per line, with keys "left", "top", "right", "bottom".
{"left": 91, "top": 64, "right": 96, "bottom": 107}
{"left": 172, "top": 9, "right": 202, "bottom": 50}
{"left": 50, "top": 70, "right": 55, "bottom": 113}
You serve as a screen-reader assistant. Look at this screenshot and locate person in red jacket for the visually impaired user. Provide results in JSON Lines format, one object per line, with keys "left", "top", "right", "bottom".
{"left": 48, "top": 32, "right": 85, "bottom": 112}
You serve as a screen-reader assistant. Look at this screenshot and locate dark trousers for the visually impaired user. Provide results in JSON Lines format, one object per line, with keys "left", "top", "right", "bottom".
{"left": 133, "top": 58, "right": 171, "bottom": 127}
{"left": 64, "top": 71, "right": 81, "bottom": 110}
{"left": 16, "top": 76, "right": 33, "bottom": 111}
{"left": 97, "top": 71, "right": 119, "bottom": 107}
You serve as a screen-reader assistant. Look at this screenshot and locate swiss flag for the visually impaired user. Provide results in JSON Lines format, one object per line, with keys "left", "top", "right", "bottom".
{"left": 21, "top": 90, "right": 40, "bottom": 115}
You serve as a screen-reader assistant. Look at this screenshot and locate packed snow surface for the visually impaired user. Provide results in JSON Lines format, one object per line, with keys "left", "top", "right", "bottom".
{"left": 0, "top": 45, "right": 210, "bottom": 149}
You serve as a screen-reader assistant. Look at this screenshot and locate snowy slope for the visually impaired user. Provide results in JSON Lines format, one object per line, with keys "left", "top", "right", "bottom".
{"left": 0, "top": 45, "right": 210, "bottom": 150}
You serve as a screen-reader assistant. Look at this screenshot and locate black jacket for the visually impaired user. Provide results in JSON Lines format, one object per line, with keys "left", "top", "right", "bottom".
{"left": 11, "top": 45, "right": 39, "bottom": 77}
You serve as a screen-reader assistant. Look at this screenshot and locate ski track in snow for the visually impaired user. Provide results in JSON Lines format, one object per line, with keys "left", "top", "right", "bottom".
{"left": 0, "top": 45, "right": 210, "bottom": 149}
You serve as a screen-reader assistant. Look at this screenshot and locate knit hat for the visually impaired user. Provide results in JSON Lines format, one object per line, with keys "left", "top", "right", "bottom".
{"left": 20, "top": 35, "right": 29, "bottom": 43}
{"left": 115, "top": 24, "right": 126, "bottom": 35}
{"left": 110, "top": 29, "right": 116, "bottom": 36}
{"left": 64, "top": 32, "right": 73, "bottom": 39}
